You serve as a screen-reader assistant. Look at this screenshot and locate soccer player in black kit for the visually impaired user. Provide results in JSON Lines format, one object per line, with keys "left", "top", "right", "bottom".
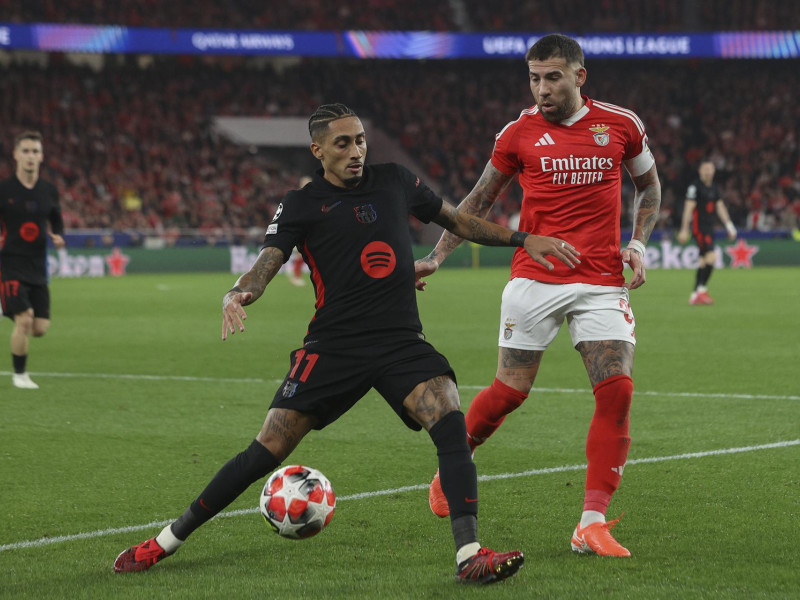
{"left": 0, "top": 131, "right": 65, "bottom": 389}
{"left": 677, "top": 160, "right": 737, "bottom": 305}
{"left": 114, "top": 104, "right": 581, "bottom": 584}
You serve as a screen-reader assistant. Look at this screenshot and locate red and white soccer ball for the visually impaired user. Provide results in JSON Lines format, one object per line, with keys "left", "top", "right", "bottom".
{"left": 259, "top": 465, "right": 336, "bottom": 539}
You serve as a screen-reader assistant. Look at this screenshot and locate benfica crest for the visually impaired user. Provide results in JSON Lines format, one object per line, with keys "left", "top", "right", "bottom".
{"left": 503, "top": 318, "right": 516, "bottom": 340}
{"left": 589, "top": 124, "right": 610, "bottom": 146}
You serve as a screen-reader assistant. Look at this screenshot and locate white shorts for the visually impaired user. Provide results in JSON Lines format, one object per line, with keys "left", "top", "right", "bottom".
{"left": 498, "top": 278, "right": 636, "bottom": 350}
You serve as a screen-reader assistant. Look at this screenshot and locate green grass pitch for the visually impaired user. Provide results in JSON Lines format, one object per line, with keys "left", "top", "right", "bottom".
{"left": 1, "top": 266, "right": 797, "bottom": 599}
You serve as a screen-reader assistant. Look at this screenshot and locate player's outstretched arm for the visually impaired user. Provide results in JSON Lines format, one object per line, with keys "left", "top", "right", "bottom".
{"left": 222, "top": 246, "right": 285, "bottom": 340}
{"left": 418, "top": 163, "right": 512, "bottom": 264}
{"left": 431, "top": 200, "right": 580, "bottom": 272}
{"left": 415, "top": 161, "right": 513, "bottom": 290}
{"left": 625, "top": 164, "right": 661, "bottom": 290}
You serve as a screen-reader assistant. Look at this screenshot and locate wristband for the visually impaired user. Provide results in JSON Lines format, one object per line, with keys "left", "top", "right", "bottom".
{"left": 725, "top": 222, "right": 737, "bottom": 235}
{"left": 227, "top": 286, "right": 243, "bottom": 295}
{"left": 510, "top": 231, "right": 530, "bottom": 247}
{"left": 626, "top": 239, "right": 646, "bottom": 256}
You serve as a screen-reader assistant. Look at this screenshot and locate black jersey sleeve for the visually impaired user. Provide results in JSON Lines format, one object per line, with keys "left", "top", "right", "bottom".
{"left": 395, "top": 164, "right": 443, "bottom": 223}
{"left": 261, "top": 191, "right": 305, "bottom": 263}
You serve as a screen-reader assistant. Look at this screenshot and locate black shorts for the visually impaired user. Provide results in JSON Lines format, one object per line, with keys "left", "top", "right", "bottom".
{"left": 270, "top": 337, "right": 455, "bottom": 431}
{"left": 0, "top": 278, "right": 51, "bottom": 320}
{"left": 692, "top": 229, "right": 714, "bottom": 255}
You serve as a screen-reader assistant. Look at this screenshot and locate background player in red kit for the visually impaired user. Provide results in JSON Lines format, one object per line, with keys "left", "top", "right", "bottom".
{"left": 417, "top": 34, "right": 661, "bottom": 557}
{"left": 284, "top": 175, "right": 312, "bottom": 287}
{"left": 0, "top": 131, "right": 66, "bottom": 389}
{"left": 114, "top": 103, "right": 582, "bottom": 584}
{"left": 677, "top": 160, "right": 737, "bottom": 305}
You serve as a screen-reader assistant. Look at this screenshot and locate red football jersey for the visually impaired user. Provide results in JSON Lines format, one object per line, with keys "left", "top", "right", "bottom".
{"left": 491, "top": 96, "right": 654, "bottom": 286}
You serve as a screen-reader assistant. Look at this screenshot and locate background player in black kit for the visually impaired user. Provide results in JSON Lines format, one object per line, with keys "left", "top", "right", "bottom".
{"left": 0, "top": 131, "right": 65, "bottom": 389}
{"left": 677, "top": 160, "right": 737, "bottom": 305}
{"left": 114, "top": 103, "right": 581, "bottom": 584}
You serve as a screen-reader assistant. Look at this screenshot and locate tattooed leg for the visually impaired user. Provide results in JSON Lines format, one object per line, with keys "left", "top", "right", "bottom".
{"left": 576, "top": 340, "right": 634, "bottom": 387}
{"left": 496, "top": 347, "right": 543, "bottom": 392}
{"left": 403, "top": 374, "right": 460, "bottom": 431}
{"left": 257, "top": 408, "right": 317, "bottom": 462}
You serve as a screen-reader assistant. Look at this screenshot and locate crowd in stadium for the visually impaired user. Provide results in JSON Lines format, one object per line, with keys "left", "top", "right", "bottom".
{"left": 1, "top": 3, "right": 798, "bottom": 243}
{"left": 4, "top": 0, "right": 798, "bottom": 31}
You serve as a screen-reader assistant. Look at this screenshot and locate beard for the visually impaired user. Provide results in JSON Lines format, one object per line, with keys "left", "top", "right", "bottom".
{"left": 538, "top": 97, "right": 580, "bottom": 123}
{"left": 343, "top": 175, "right": 363, "bottom": 188}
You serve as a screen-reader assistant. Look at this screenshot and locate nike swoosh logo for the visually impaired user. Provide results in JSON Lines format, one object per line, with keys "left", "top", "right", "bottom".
{"left": 321, "top": 201, "right": 342, "bottom": 213}
{"left": 465, "top": 497, "right": 478, "bottom": 503}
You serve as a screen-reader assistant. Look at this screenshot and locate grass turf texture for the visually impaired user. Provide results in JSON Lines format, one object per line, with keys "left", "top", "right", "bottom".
{"left": 1, "top": 267, "right": 797, "bottom": 599}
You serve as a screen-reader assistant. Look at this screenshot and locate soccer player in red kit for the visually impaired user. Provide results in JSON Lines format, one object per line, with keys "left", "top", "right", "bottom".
{"left": 417, "top": 34, "right": 661, "bottom": 557}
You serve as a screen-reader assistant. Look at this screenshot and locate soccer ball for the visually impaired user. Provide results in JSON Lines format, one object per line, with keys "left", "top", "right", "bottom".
{"left": 259, "top": 465, "right": 336, "bottom": 539}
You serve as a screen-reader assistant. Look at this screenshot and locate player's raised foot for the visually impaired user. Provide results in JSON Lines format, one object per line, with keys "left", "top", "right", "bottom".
{"left": 428, "top": 469, "right": 450, "bottom": 518}
{"left": 455, "top": 547, "right": 524, "bottom": 584}
{"left": 114, "top": 538, "right": 171, "bottom": 573}
{"left": 570, "top": 518, "right": 631, "bottom": 557}
{"left": 12, "top": 373, "right": 39, "bottom": 389}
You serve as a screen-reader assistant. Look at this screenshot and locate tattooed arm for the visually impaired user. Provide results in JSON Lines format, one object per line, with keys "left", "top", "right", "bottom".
{"left": 222, "top": 246, "right": 286, "bottom": 339}
{"left": 414, "top": 161, "right": 515, "bottom": 290}
{"left": 429, "top": 189, "right": 581, "bottom": 277}
{"left": 623, "top": 164, "right": 661, "bottom": 290}
{"left": 423, "top": 161, "right": 514, "bottom": 267}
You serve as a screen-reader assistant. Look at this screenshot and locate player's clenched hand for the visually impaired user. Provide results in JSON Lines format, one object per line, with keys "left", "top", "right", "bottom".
{"left": 522, "top": 235, "right": 581, "bottom": 271}
{"left": 622, "top": 248, "right": 646, "bottom": 290}
{"left": 222, "top": 291, "right": 253, "bottom": 340}
{"left": 414, "top": 256, "right": 439, "bottom": 291}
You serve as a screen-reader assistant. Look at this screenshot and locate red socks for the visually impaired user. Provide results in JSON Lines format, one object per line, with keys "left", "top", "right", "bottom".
{"left": 292, "top": 255, "right": 304, "bottom": 277}
{"left": 465, "top": 373, "right": 632, "bottom": 516}
{"left": 584, "top": 374, "right": 633, "bottom": 514}
{"left": 465, "top": 378, "right": 528, "bottom": 451}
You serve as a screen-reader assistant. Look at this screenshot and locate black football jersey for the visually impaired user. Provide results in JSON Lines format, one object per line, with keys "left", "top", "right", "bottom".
{"left": 685, "top": 178, "right": 721, "bottom": 232}
{"left": 264, "top": 163, "right": 443, "bottom": 349}
{"left": 0, "top": 176, "right": 64, "bottom": 284}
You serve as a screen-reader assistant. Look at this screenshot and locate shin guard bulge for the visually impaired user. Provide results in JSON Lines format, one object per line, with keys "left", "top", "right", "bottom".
{"left": 584, "top": 374, "right": 633, "bottom": 514}
{"left": 175, "top": 440, "right": 280, "bottom": 538}
{"left": 465, "top": 378, "right": 528, "bottom": 450}
{"left": 429, "top": 411, "right": 478, "bottom": 520}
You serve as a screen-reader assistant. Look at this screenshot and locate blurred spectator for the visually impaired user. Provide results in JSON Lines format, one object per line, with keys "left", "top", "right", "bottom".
{"left": 0, "top": 54, "right": 797, "bottom": 238}
{"left": 4, "top": 0, "right": 798, "bottom": 31}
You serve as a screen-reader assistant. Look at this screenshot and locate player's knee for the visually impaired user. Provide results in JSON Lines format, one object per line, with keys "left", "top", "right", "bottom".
{"left": 490, "top": 377, "right": 529, "bottom": 410}
{"left": 256, "top": 408, "right": 314, "bottom": 461}
{"left": 14, "top": 314, "right": 34, "bottom": 335}
{"left": 404, "top": 374, "right": 460, "bottom": 427}
{"left": 593, "top": 374, "right": 633, "bottom": 417}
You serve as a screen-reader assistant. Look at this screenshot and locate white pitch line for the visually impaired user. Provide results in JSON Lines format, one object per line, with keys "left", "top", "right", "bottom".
{"left": 1, "top": 371, "right": 798, "bottom": 401}
{"left": 1, "top": 439, "right": 797, "bottom": 554}
{"left": 0, "top": 371, "right": 265, "bottom": 384}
